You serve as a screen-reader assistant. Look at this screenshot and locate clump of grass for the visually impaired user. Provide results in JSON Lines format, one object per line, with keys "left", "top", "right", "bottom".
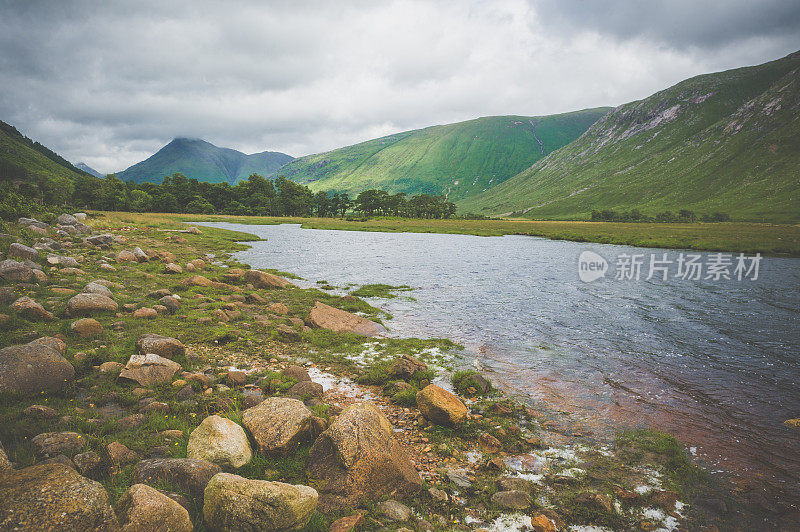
{"left": 350, "top": 284, "right": 413, "bottom": 299}
{"left": 451, "top": 370, "right": 492, "bottom": 397}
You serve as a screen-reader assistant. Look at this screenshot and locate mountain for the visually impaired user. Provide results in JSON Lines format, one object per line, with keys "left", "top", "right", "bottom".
{"left": 117, "top": 138, "right": 294, "bottom": 184}
{"left": 0, "top": 119, "right": 91, "bottom": 204}
{"left": 458, "top": 51, "right": 800, "bottom": 223}
{"left": 76, "top": 162, "right": 103, "bottom": 178}
{"left": 277, "top": 110, "right": 610, "bottom": 202}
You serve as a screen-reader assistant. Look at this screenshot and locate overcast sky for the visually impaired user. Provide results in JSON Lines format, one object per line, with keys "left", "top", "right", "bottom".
{"left": 1, "top": 0, "right": 798, "bottom": 174}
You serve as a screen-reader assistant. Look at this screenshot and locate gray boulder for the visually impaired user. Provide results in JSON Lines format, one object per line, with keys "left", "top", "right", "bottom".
{"left": 242, "top": 397, "right": 313, "bottom": 454}
{"left": 0, "top": 337, "right": 75, "bottom": 393}
{"left": 134, "top": 458, "right": 222, "bottom": 502}
{"left": 57, "top": 213, "right": 79, "bottom": 225}
{"left": 8, "top": 243, "right": 38, "bottom": 261}
{"left": 118, "top": 353, "right": 182, "bottom": 386}
{"left": 0, "top": 259, "right": 33, "bottom": 282}
{"left": 114, "top": 483, "right": 193, "bottom": 532}
{"left": 187, "top": 415, "right": 252, "bottom": 469}
{"left": 66, "top": 293, "right": 118, "bottom": 316}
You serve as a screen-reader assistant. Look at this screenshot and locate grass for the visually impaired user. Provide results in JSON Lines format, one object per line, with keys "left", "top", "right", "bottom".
{"left": 350, "top": 283, "right": 413, "bottom": 299}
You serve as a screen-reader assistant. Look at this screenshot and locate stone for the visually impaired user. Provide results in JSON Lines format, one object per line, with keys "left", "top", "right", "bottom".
{"left": 115, "top": 483, "right": 193, "bottom": 532}
{"left": 31, "top": 431, "right": 85, "bottom": 457}
{"left": 23, "top": 404, "right": 58, "bottom": 418}
{"left": 134, "top": 458, "right": 222, "bottom": 502}
{"left": 18, "top": 217, "right": 49, "bottom": 229}
{"left": 135, "top": 334, "right": 186, "bottom": 359}
{"left": 492, "top": 489, "right": 531, "bottom": 509}
{"left": 57, "top": 213, "right": 79, "bottom": 225}
{"left": 446, "top": 470, "right": 472, "bottom": 489}
{"left": 117, "top": 250, "right": 136, "bottom": 262}
{"left": 307, "top": 301, "right": 386, "bottom": 336}
{"left": 86, "top": 234, "right": 114, "bottom": 247}
{"left": 132, "top": 247, "right": 149, "bottom": 262}
{"left": 11, "top": 296, "right": 53, "bottom": 320}
{"left": 269, "top": 302, "right": 290, "bottom": 314}
{"left": 181, "top": 275, "right": 213, "bottom": 287}
{"left": 287, "top": 380, "right": 324, "bottom": 398}
{"left": 8, "top": 242, "right": 38, "bottom": 260}
{"left": 119, "top": 353, "right": 182, "bottom": 386}
{"left": 242, "top": 388, "right": 265, "bottom": 409}
{"left": 188, "top": 258, "right": 205, "bottom": 270}
{"left": 306, "top": 402, "right": 422, "bottom": 511}
{"left": 244, "top": 269, "right": 293, "bottom": 289}
{"left": 276, "top": 324, "right": 301, "bottom": 342}
{"left": 226, "top": 368, "right": 247, "bottom": 386}
{"left": 0, "top": 446, "right": 11, "bottom": 472}
{"left": 186, "top": 226, "right": 201, "bottom": 234}
{"left": 162, "top": 430, "right": 185, "bottom": 440}
{"left": 118, "top": 414, "right": 146, "bottom": 429}
{"left": 479, "top": 432, "right": 503, "bottom": 453}
{"left": 416, "top": 384, "right": 468, "bottom": 426}
{"left": 133, "top": 307, "right": 158, "bottom": 319}
{"left": 497, "top": 477, "right": 532, "bottom": 493}
{"left": 140, "top": 401, "right": 170, "bottom": 414}
{"left": 73, "top": 451, "right": 104, "bottom": 477}
{"left": 429, "top": 487, "right": 449, "bottom": 502}
{"left": 187, "top": 415, "right": 252, "bottom": 469}
{"left": 99, "top": 361, "right": 124, "bottom": 373}
{"left": 387, "top": 354, "right": 428, "bottom": 380}
{"left": 456, "top": 372, "right": 491, "bottom": 395}
{"left": 165, "top": 263, "right": 183, "bottom": 274}
{"left": 242, "top": 397, "right": 314, "bottom": 454}
{"left": 284, "top": 364, "right": 312, "bottom": 382}
{"left": 377, "top": 500, "right": 411, "bottom": 521}
{"left": 83, "top": 281, "right": 113, "bottom": 297}
{"left": 0, "top": 259, "right": 33, "bottom": 281}
{"left": 74, "top": 212, "right": 87, "bottom": 221}
{"left": 66, "top": 293, "right": 118, "bottom": 316}
{"left": 148, "top": 288, "right": 171, "bottom": 299}
{"left": 203, "top": 473, "right": 318, "bottom": 531}
{"left": 531, "top": 514, "right": 558, "bottom": 532}
{"left": 221, "top": 268, "right": 245, "bottom": 283}
{"left": 71, "top": 317, "right": 104, "bottom": 338}
{"left": 107, "top": 442, "right": 139, "bottom": 465}
{"left": 0, "top": 463, "right": 118, "bottom": 531}
{"left": 329, "top": 512, "right": 364, "bottom": 532}
{"left": 0, "top": 337, "right": 75, "bottom": 393}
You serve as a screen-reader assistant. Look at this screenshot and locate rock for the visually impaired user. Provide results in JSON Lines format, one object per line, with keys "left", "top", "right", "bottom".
{"left": 158, "top": 295, "right": 181, "bottom": 314}
{"left": 118, "top": 414, "right": 146, "bottom": 429}
{"left": 8, "top": 242, "right": 38, "bottom": 260}
{"left": 221, "top": 268, "right": 245, "bottom": 283}
{"left": 133, "top": 307, "right": 158, "bottom": 319}
{"left": 307, "top": 301, "right": 386, "bottom": 336}
{"left": 71, "top": 317, "right": 104, "bottom": 338}
{"left": 456, "top": 372, "right": 491, "bottom": 396}
{"left": 140, "top": 401, "right": 170, "bottom": 414}
{"left": 165, "top": 263, "right": 183, "bottom": 274}
{"left": 497, "top": 477, "right": 532, "bottom": 493}
{"left": 117, "top": 250, "right": 136, "bottom": 262}
{"left": 66, "top": 293, "right": 118, "bottom": 316}
{"left": 11, "top": 296, "right": 53, "bottom": 320}
{"left": 269, "top": 302, "right": 290, "bottom": 314}
{"left": 99, "top": 361, "right": 124, "bottom": 373}
{"left": 57, "top": 213, "right": 79, "bottom": 225}
{"left": 86, "top": 234, "right": 114, "bottom": 247}
{"left": 284, "top": 364, "right": 312, "bottom": 382}
{"left": 377, "top": 500, "right": 411, "bottom": 521}
{"left": 287, "top": 380, "right": 324, "bottom": 399}
{"left": 132, "top": 247, "right": 149, "bottom": 262}
{"left": 203, "top": 473, "right": 318, "bottom": 531}
{"left": 31, "top": 431, "right": 85, "bottom": 457}
{"left": 416, "top": 384, "right": 468, "bottom": 426}
{"left": 83, "top": 281, "right": 113, "bottom": 298}
{"left": 0, "top": 463, "right": 118, "bottom": 530}
{"left": 329, "top": 512, "right": 364, "bottom": 532}
{"left": 478, "top": 432, "right": 503, "bottom": 453}
{"left": 226, "top": 369, "right": 247, "bottom": 386}
{"left": 0, "top": 446, "right": 10, "bottom": 472}
{"left": 181, "top": 275, "right": 212, "bottom": 287}
{"left": 429, "top": 487, "right": 449, "bottom": 502}
{"left": 492, "top": 490, "right": 531, "bottom": 509}
{"left": 245, "top": 292, "right": 268, "bottom": 304}
{"left": 107, "top": 442, "right": 138, "bottom": 465}
{"left": 187, "top": 226, "right": 201, "bottom": 234}
{"left": 148, "top": 288, "right": 171, "bottom": 299}
{"left": 242, "top": 397, "right": 314, "bottom": 454}
{"left": 18, "top": 217, "right": 49, "bottom": 229}
{"left": 531, "top": 513, "right": 558, "bottom": 532}
{"left": 275, "top": 324, "right": 301, "bottom": 342}
{"left": 187, "top": 415, "right": 252, "bottom": 469}
{"left": 0, "top": 337, "right": 75, "bottom": 393}
{"left": 243, "top": 269, "right": 293, "bottom": 289}
{"left": 387, "top": 354, "right": 428, "bottom": 380}
{"left": 135, "top": 334, "right": 186, "bottom": 359}
{"left": 73, "top": 451, "right": 104, "bottom": 477}
{"left": 306, "top": 402, "right": 422, "bottom": 511}
{"left": 74, "top": 212, "right": 87, "bottom": 221}
{"left": 119, "top": 353, "right": 182, "bottom": 386}
{"left": 134, "top": 458, "right": 222, "bottom": 502}
{"left": 242, "top": 388, "right": 265, "bottom": 409}
{"left": 446, "top": 470, "right": 472, "bottom": 489}
{"left": 0, "top": 259, "right": 33, "bottom": 281}
{"left": 23, "top": 404, "right": 58, "bottom": 418}
{"left": 115, "top": 483, "right": 193, "bottom": 532}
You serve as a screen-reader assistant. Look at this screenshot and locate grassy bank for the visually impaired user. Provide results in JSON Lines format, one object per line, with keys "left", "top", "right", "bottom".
{"left": 94, "top": 212, "right": 800, "bottom": 257}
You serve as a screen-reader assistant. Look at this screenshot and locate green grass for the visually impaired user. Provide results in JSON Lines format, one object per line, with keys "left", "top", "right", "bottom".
{"left": 350, "top": 283, "right": 413, "bottom": 299}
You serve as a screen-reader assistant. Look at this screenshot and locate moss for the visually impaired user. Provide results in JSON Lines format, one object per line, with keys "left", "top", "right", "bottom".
{"left": 350, "top": 284, "right": 413, "bottom": 299}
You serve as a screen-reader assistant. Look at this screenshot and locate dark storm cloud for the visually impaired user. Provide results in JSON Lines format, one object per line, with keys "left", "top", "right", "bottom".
{"left": 0, "top": 0, "right": 798, "bottom": 173}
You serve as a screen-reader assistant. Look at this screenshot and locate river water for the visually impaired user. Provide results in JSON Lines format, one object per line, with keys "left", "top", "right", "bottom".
{"left": 201, "top": 222, "right": 800, "bottom": 503}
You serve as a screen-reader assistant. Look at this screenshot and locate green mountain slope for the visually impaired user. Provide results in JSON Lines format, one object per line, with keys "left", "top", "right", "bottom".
{"left": 278, "top": 110, "right": 610, "bottom": 201}
{"left": 459, "top": 51, "right": 800, "bottom": 223}
{"left": 117, "top": 138, "right": 294, "bottom": 185}
{"left": 0, "top": 119, "right": 91, "bottom": 204}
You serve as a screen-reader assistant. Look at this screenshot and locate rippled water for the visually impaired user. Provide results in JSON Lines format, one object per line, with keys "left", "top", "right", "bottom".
{"left": 201, "top": 222, "right": 800, "bottom": 501}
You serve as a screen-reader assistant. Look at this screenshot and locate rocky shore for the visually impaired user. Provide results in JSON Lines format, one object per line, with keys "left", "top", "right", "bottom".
{"left": 0, "top": 212, "right": 746, "bottom": 530}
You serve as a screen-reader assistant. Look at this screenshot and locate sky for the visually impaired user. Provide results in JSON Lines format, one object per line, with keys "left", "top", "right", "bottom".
{"left": 1, "top": 0, "right": 798, "bottom": 174}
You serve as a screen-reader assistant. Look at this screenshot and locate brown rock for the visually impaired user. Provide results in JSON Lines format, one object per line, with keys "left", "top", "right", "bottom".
{"left": 0, "top": 337, "right": 74, "bottom": 394}
{"left": 416, "top": 384, "right": 468, "bottom": 426}
{"left": 159, "top": 296, "right": 181, "bottom": 314}
{"left": 244, "top": 269, "right": 293, "bottom": 289}
{"left": 242, "top": 397, "right": 314, "bottom": 454}
{"left": 135, "top": 334, "right": 185, "bottom": 359}
{"left": 31, "top": 431, "right": 85, "bottom": 457}
{"left": 73, "top": 451, "right": 104, "bottom": 478}
{"left": 114, "top": 483, "right": 193, "bottom": 532}
{"left": 71, "top": 317, "right": 104, "bottom": 338}
{"left": 387, "top": 354, "right": 427, "bottom": 380}
{"left": 221, "top": 268, "right": 246, "bottom": 283}
{"left": 118, "top": 353, "right": 182, "bottom": 386}
{"left": 269, "top": 302, "right": 290, "bottom": 314}
{"left": 226, "top": 369, "right": 247, "bottom": 386}
{"left": 66, "top": 293, "right": 118, "bottom": 317}
{"left": 11, "top": 296, "right": 53, "bottom": 321}
{"left": 491, "top": 489, "right": 531, "bottom": 509}
{"left": 478, "top": 432, "right": 503, "bottom": 453}
{"left": 99, "top": 361, "right": 124, "bottom": 373}
{"left": 164, "top": 263, "right": 183, "bottom": 274}
{"left": 306, "top": 301, "right": 386, "bottom": 336}
{"left": 531, "top": 513, "right": 557, "bottom": 532}
{"left": 181, "top": 275, "right": 212, "bottom": 287}
{"left": 23, "top": 404, "right": 58, "bottom": 419}
{"left": 284, "top": 364, "right": 312, "bottom": 382}
{"left": 329, "top": 512, "right": 364, "bottom": 532}
{"left": 134, "top": 458, "right": 221, "bottom": 503}
{"left": 287, "top": 380, "right": 324, "bottom": 398}
{"left": 107, "top": 442, "right": 139, "bottom": 465}
{"left": 133, "top": 307, "right": 158, "bottom": 319}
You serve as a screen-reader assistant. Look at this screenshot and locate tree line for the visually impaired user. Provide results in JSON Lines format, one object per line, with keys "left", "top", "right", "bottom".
{"left": 590, "top": 209, "right": 731, "bottom": 223}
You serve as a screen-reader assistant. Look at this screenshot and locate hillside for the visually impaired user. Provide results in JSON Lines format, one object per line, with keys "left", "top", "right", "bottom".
{"left": 0, "top": 119, "right": 91, "bottom": 204}
{"left": 277, "top": 110, "right": 609, "bottom": 201}
{"left": 458, "top": 51, "right": 800, "bottom": 223}
{"left": 117, "top": 138, "right": 294, "bottom": 185}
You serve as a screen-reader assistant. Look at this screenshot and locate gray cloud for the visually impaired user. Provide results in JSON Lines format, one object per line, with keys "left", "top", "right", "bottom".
{"left": 0, "top": 0, "right": 797, "bottom": 174}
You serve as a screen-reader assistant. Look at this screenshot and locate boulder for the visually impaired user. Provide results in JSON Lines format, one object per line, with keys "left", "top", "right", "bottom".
{"left": 132, "top": 247, "right": 149, "bottom": 263}
{"left": 220, "top": 268, "right": 245, "bottom": 283}
{"left": 0, "top": 337, "right": 75, "bottom": 393}
{"left": 283, "top": 364, "right": 311, "bottom": 382}
{"left": 66, "top": 293, "right": 118, "bottom": 316}
{"left": 159, "top": 295, "right": 181, "bottom": 314}
{"left": 74, "top": 212, "right": 87, "bottom": 221}
{"left": 306, "top": 403, "right": 422, "bottom": 511}
{"left": 83, "top": 281, "right": 113, "bottom": 298}
{"left": 18, "top": 217, "right": 49, "bottom": 229}
{"left": 306, "top": 301, "right": 386, "bottom": 337}
{"left": 478, "top": 432, "right": 503, "bottom": 453}
{"left": 117, "top": 250, "right": 136, "bottom": 262}
{"left": 377, "top": 499, "right": 411, "bottom": 521}
{"left": 287, "top": 380, "right": 324, "bottom": 399}
{"left": 99, "top": 361, "right": 124, "bottom": 373}
{"left": 188, "top": 258, "right": 205, "bottom": 270}
{"left": 203, "top": 473, "right": 317, "bottom": 531}
{"left": 269, "top": 302, "right": 290, "bottom": 315}
{"left": 133, "top": 307, "right": 158, "bottom": 319}
{"left": 242, "top": 397, "right": 313, "bottom": 454}
{"left": 119, "top": 353, "right": 182, "bottom": 386}
{"left": 244, "top": 269, "right": 293, "bottom": 289}
{"left": 107, "top": 442, "right": 139, "bottom": 465}
{"left": 23, "top": 404, "right": 58, "bottom": 418}
{"left": 86, "top": 233, "right": 114, "bottom": 247}
{"left": 226, "top": 369, "right": 247, "bottom": 386}
{"left": 31, "top": 431, "right": 85, "bottom": 457}
{"left": 73, "top": 451, "right": 103, "bottom": 478}
{"left": 134, "top": 458, "right": 222, "bottom": 502}
{"left": 8, "top": 243, "right": 38, "bottom": 260}
{"left": 416, "top": 384, "right": 468, "bottom": 426}
{"left": 387, "top": 354, "right": 428, "bottom": 380}
{"left": 71, "top": 318, "right": 104, "bottom": 338}
{"left": 0, "top": 259, "right": 33, "bottom": 281}
{"left": 115, "top": 483, "right": 193, "bottom": 532}
{"left": 181, "top": 275, "right": 213, "bottom": 287}
{"left": 491, "top": 489, "right": 531, "bottom": 510}
{"left": 187, "top": 415, "right": 252, "bottom": 469}
{"left": 135, "top": 334, "right": 185, "bottom": 359}
{"left": 455, "top": 372, "right": 491, "bottom": 396}
{"left": 329, "top": 513, "right": 364, "bottom": 532}
{"left": 0, "top": 463, "right": 118, "bottom": 531}
{"left": 11, "top": 296, "right": 53, "bottom": 321}
{"left": 57, "top": 213, "right": 79, "bottom": 225}
{"left": 165, "top": 263, "right": 183, "bottom": 274}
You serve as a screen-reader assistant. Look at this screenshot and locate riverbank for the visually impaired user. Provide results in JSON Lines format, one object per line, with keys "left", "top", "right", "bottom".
{"left": 0, "top": 211, "right": 781, "bottom": 530}
{"left": 96, "top": 212, "right": 800, "bottom": 257}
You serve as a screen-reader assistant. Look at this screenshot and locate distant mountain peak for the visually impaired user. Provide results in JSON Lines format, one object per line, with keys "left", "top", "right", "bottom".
{"left": 75, "top": 162, "right": 103, "bottom": 178}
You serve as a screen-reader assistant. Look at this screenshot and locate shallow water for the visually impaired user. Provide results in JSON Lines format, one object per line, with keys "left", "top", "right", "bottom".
{"left": 201, "top": 222, "right": 800, "bottom": 502}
